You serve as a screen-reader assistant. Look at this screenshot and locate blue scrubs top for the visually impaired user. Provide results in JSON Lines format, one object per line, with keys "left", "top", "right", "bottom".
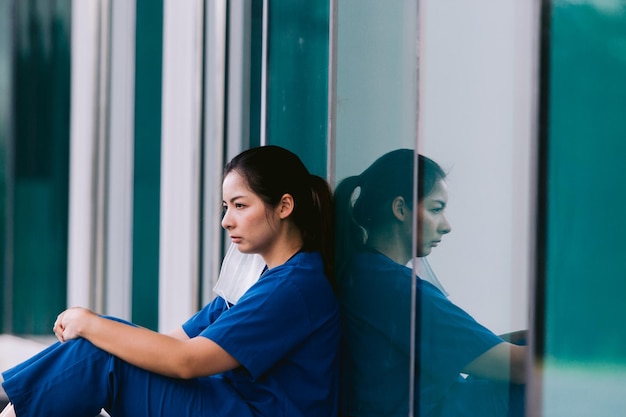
{"left": 339, "top": 251, "right": 522, "bottom": 417}
{"left": 183, "top": 251, "right": 340, "bottom": 417}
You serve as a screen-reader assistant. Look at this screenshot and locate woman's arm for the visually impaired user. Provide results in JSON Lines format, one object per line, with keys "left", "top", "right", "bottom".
{"left": 462, "top": 342, "right": 527, "bottom": 384}
{"left": 54, "top": 307, "right": 239, "bottom": 379}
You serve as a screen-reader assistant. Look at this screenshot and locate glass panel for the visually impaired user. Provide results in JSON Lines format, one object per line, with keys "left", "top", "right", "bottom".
{"left": 266, "top": 0, "right": 329, "bottom": 177}
{"left": 417, "top": 2, "right": 534, "bottom": 416}
{"left": 248, "top": 0, "right": 263, "bottom": 149}
{"left": 131, "top": 0, "right": 163, "bottom": 330}
{"left": 333, "top": 1, "right": 418, "bottom": 415}
{"left": 10, "top": 0, "right": 71, "bottom": 334}
{"left": 0, "top": 0, "right": 12, "bottom": 332}
{"left": 334, "top": 1, "right": 535, "bottom": 416}
{"left": 537, "top": 1, "right": 626, "bottom": 415}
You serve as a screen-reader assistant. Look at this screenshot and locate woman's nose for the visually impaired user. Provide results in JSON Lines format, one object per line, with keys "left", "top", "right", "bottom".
{"left": 440, "top": 216, "right": 452, "bottom": 235}
{"left": 221, "top": 209, "right": 232, "bottom": 229}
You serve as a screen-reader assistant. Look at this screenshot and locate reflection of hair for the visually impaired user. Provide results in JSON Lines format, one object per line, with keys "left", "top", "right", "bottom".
{"left": 334, "top": 149, "right": 445, "bottom": 274}
{"left": 224, "top": 145, "right": 334, "bottom": 280}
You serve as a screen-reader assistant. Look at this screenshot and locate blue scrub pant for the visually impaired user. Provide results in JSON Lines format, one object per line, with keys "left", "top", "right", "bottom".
{"left": 1, "top": 319, "right": 255, "bottom": 417}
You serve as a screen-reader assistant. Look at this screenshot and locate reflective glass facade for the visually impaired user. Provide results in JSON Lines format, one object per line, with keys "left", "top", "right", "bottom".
{"left": 536, "top": 1, "right": 626, "bottom": 415}
{"left": 1, "top": 0, "right": 626, "bottom": 414}
{"left": 1, "top": 0, "right": 71, "bottom": 334}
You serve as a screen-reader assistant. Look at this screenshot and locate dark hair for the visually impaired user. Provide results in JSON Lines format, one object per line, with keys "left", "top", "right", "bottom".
{"left": 224, "top": 145, "right": 334, "bottom": 280}
{"left": 334, "top": 149, "right": 446, "bottom": 272}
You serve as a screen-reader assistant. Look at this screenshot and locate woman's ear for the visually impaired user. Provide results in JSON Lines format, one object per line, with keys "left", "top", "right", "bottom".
{"left": 277, "top": 193, "right": 295, "bottom": 219}
{"left": 391, "top": 196, "right": 408, "bottom": 222}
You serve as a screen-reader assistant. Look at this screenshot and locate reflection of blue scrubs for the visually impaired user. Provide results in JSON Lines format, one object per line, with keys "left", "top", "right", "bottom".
{"left": 2, "top": 251, "right": 340, "bottom": 417}
{"left": 338, "top": 251, "right": 524, "bottom": 417}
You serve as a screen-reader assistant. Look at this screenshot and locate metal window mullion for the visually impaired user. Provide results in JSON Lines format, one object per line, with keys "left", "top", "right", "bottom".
{"left": 105, "top": 0, "right": 136, "bottom": 319}
{"left": 201, "top": 0, "right": 227, "bottom": 305}
{"left": 411, "top": 1, "right": 424, "bottom": 415}
{"left": 159, "top": 0, "right": 205, "bottom": 332}
{"left": 326, "top": 0, "right": 337, "bottom": 184}
{"left": 226, "top": 0, "right": 253, "bottom": 158}
{"left": 68, "top": 2, "right": 97, "bottom": 309}
{"left": 91, "top": 0, "right": 112, "bottom": 314}
{"left": 259, "top": 0, "right": 268, "bottom": 146}
{"left": 526, "top": 0, "right": 546, "bottom": 416}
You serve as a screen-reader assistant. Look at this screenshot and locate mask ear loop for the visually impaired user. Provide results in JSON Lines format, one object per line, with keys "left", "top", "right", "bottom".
{"left": 408, "top": 256, "right": 449, "bottom": 296}
{"left": 213, "top": 243, "right": 267, "bottom": 307}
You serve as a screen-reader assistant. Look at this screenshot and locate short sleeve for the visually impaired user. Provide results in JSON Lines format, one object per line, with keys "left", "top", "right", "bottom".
{"left": 199, "top": 263, "right": 331, "bottom": 379}
{"left": 418, "top": 281, "right": 503, "bottom": 387}
{"left": 182, "top": 297, "right": 229, "bottom": 338}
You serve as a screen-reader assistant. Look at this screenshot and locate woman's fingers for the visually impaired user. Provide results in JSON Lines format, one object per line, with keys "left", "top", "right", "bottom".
{"left": 53, "top": 312, "right": 66, "bottom": 342}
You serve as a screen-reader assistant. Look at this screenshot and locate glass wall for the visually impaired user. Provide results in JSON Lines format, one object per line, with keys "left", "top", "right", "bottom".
{"left": 333, "top": 1, "right": 536, "bottom": 415}
{"left": 5, "top": 1, "right": 626, "bottom": 414}
{"left": 0, "top": 0, "right": 11, "bottom": 334}
{"left": 265, "top": 0, "right": 330, "bottom": 177}
{"left": 418, "top": 2, "right": 536, "bottom": 416}
{"left": 0, "top": 0, "right": 71, "bottom": 335}
{"left": 333, "top": 1, "right": 419, "bottom": 415}
{"left": 131, "top": 0, "right": 163, "bottom": 331}
{"left": 535, "top": 1, "right": 626, "bottom": 415}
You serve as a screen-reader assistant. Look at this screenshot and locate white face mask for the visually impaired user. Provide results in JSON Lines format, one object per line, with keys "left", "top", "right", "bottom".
{"left": 407, "top": 256, "right": 449, "bottom": 296}
{"left": 213, "top": 243, "right": 266, "bottom": 306}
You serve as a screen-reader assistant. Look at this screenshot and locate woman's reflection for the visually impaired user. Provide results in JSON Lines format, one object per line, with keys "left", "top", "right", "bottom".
{"left": 335, "top": 149, "right": 525, "bottom": 417}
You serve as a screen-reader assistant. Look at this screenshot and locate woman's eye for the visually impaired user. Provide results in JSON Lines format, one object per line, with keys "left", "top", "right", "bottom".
{"left": 235, "top": 203, "right": 245, "bottom": 209}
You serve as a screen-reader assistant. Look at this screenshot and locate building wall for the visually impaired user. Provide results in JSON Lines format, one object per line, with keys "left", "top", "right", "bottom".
{"left": 2, "top": 0, "right": 626, "bottom": 414}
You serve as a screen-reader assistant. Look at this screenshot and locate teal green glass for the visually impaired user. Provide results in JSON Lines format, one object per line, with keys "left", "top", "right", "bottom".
{"left": 333, "top": 1, "right": 418, "bottom": 415}
{"left": 131, "top": 0, "right": 164, "bottom": 331}
{"left": 541, "top": 1, "right": 626, "bottom": 415}
{"left": 7, "top": 0, "right": 72, "bottom": 334}
{"left": 265, "top": 0, "right": 329, "bottom": 177}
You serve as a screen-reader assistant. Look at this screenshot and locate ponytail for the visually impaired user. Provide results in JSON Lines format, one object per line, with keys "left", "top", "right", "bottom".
{"left": 334, "top": 175, "right": 366, "bottom": 280}
{"left": 307, "top": 175, "right": 335, "bottom": 281}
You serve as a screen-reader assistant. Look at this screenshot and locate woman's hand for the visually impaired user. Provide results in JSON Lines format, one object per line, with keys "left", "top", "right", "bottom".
{"left": 51, "top": 310, "right": 240, "bottom": 378}
{"left": 53, "top": 307, "right": 96, "bottom": 343}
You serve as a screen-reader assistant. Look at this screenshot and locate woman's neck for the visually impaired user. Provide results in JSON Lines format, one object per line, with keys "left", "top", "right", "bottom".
{"left": 262, "top": 225, "right": 304, "bottom": 270}
{"left": 366, "top": 231, "right": 411, "bottom": 265}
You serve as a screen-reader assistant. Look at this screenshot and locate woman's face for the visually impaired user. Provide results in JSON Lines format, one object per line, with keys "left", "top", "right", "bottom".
{"left": 221, "top": 170, "right": 281, "bottom": 258}
{"left": 417, "top": 179, "right": 452, "bottom": 257}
